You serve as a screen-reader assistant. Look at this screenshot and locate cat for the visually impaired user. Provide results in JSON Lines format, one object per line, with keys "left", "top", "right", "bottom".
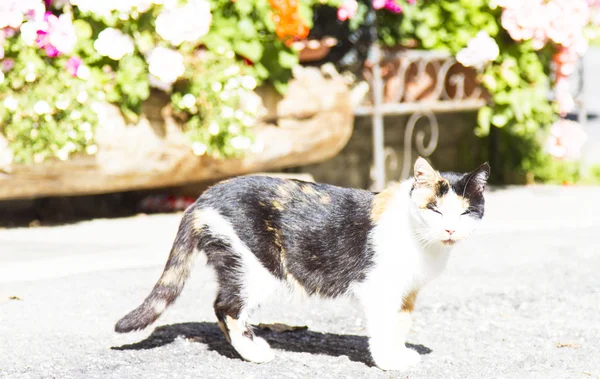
{"left": 115, "top": 157, "right": 490, "bottom": 371}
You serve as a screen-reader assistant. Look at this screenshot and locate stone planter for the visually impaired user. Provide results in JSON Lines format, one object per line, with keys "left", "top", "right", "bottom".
{"left": 0, "top": 66, "right": 353, "bottom": 200}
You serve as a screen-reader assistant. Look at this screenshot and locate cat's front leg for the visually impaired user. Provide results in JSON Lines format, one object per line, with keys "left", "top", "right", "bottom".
{"left": 363, "top": 292, "right": 421, "bottom": 371}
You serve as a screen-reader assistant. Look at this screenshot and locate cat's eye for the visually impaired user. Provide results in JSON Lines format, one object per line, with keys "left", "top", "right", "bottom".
{"left": 427, "top": 204, "right": 442, "bottom": 215}
{"left": 461, "top": 210, "right": 471, "bottom": 215}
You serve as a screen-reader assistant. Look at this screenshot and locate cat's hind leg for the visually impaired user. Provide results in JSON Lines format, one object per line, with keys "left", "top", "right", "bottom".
{"left": 214, "top": 288, "right": 275, "bottom": 363}
{"left": 200, "top": 207, "right": 279, "bottom": 363}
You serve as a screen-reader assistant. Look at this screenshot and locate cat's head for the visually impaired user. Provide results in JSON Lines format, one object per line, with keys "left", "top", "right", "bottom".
{"left": 410, "top": 157, "right": 490, "bottom": 246}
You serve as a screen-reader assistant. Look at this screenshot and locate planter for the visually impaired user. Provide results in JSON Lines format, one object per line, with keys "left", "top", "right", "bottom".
{"left": 0, "top": 66, "right": 353, "bottom": 200}
{"left": 362, "top": 48, "right": 487, "bottom": 105}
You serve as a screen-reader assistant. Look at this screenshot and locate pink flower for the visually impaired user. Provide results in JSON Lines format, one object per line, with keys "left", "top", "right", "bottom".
{"left": 406, "top": 0, "right": 416, "bottom": 3}
{"left": 546, "top": 119, "right": 587, "bottom": 160}
{"left": 384, "top": 0, "right": 402, "bottom": 13}
{"left": 35, "top": 12, "right": 76, "bottom": 57}
{"left": 36, "top": 30, "right": 60, "bottom": 57}
{"left": 66, "top": 56, "right": 82, "bottom": 77}
{"left": 337, "top": 0, "right": 358, "bottom": 21}
{"left": 2, "top": 59, "right": 15, "bottom": 72}
{"left": 372, "top": 0, "right": 386, "bottom": 10}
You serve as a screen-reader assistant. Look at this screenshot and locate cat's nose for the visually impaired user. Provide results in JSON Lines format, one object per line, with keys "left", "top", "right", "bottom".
{"left": 445, "top": 229, "right": 455, "bottom": 236}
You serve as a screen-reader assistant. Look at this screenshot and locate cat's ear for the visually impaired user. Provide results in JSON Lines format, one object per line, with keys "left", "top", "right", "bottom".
{"left": 413, "top": 157, "right": 440, "bottom": 188}
{"left": 464, "top": 162, "right": 490, "bottom": 196}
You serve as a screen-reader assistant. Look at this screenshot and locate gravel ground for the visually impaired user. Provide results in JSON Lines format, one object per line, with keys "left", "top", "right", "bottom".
{"left": 1, "top": 186, "right": 599, "bottom": 379}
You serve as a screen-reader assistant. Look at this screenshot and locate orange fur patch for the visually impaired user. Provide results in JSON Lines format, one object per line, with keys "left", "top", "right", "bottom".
{"left": 401, "top": 290, "right": 419, "bottom": 312}
{"left": 371, "top": 184, "right": 402, "bottom": 222}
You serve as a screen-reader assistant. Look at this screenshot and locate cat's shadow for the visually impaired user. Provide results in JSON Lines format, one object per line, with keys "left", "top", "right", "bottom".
{"left": 112, "top": 322, "right": 432, "bottom": 367}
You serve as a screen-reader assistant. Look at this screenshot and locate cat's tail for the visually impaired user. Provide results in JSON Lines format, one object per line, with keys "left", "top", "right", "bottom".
{"left": 115, "top": 206, "right": 200, "bottom": 333}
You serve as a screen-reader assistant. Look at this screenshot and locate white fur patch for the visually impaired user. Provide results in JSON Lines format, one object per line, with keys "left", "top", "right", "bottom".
{"left": 152, "top": 299, "right": 168, "bottom": 314}
{"left": 193, "top": 208, "right": 282, "bottom": 316}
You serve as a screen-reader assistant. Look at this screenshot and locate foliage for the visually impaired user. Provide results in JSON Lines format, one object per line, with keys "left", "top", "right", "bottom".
{"left": 380, "top": 0, "right": 600, "bottom": 184}
{"left": 0, "top": 0, "right": 340, "bottom": 164}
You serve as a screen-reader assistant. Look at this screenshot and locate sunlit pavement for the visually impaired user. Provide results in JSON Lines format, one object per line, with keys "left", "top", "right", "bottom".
{"left": 1, "top": 185, "right": 599, "bottom": 379}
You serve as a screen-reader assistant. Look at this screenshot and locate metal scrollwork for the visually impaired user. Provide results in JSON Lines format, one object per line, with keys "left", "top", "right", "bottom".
{"left": 359, "top": 46, "right": 485, "bottom": 191}
{"left": 401, "top": 111, "right": 439, "bottom": 179}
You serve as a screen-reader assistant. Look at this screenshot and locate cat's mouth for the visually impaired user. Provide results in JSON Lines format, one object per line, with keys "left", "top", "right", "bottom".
{"left": 441, "top": 239, "right": 456, "bottom": 246}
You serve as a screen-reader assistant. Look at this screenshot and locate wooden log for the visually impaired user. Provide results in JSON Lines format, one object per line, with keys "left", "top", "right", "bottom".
{"left": 0, "top": 66, "right": 353, "bottom": 200}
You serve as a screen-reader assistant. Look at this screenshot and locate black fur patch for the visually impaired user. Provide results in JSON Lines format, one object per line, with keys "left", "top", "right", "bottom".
{"left": 196, "top": 176, "right": 376, "bottom": 298}
{"left": 439, "top": 163, "right": 490, "bottom": 219}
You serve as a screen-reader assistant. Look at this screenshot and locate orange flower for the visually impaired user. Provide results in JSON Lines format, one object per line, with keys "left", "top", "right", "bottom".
{"left": 268, "top": 0, "right": 309, "bottom": 45}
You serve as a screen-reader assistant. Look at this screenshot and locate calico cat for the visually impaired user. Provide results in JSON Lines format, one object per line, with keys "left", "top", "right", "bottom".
{"left": 115, "top": 157, "right": 490, "bottom": 371}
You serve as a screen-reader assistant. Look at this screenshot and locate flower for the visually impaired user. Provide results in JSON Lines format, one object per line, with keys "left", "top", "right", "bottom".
{"left": 3, "top": 96, "right": 18, "bottom": 111}
{"left": 94, "top": 28, "right": 134, "bottom": 60}
{"left": 240, "top": 76, "right": 257, "bottom": 90}
{"left": 155, "top": 0, "right": 212, "bottom": 46}
{"left": 33, "top": 100, "right": 51, "bottom": 114}
{"left": 66, "top": 56, "right": 82, "bottom": 77}
{"left": 383, "top": 0, "right": 402, "bottom": 13}
{"left": 37, "top": 13, "right": 77, "bottom": 56}
{"left": 2, "top": 58, "right": 15, "bottom": 72}
{"left": 456, "top": 31, "right": 500, "bottom": 70}
{"left": 499, "top": 0, "right": 590, "bottom": 53}
{"left": 372, "top": 0, "right": 386, "bottom": 10}
{"left": 181, "top": 93, "right": 196, "bottom": 108}
{"left": 0, "top": 0, "right": 43, "bottom": 29}
{"left": 337, "top": 0, "right": 358, "bottom": 21}
{"left": 546, "top": 119, "right": 587, "bottom": 160}
{"left": 146, "top": 47, "right": 185, "bottom": 91}
{"left": 230, "top": 135, "right": 252, "bottom": 150}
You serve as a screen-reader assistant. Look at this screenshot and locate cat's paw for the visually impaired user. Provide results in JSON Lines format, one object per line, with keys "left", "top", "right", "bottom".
{"left": 373, "top": 348, "right": 421, "bottom": 371}
{"left": 232, "top": 335, "right": 275, "bottom": 364}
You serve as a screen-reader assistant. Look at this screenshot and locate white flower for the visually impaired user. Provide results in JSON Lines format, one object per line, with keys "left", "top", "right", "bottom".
{"left": 230, "top": 135, "right": 251, "bottom": 150}
{"left": 33, "top": 100, "right": 50, "bottom": 115}
{"left": 208, "top": 121, "right": 220, "bottom": 135}
{"left": 3, "top": 96, "right": 18, "bottom": 111}
{"left": 240, "top": 76, "right": 257, "bottom": 90}
{"left": 211, "top": 82, "right": 222, "bottom": 92}
{"left": 223, "top": 65, "right": 240, "bottom": 77}
{"left": 77, "top": 65, "right": 91, "bottom": 80}
{"left": 239, "top": 91, "right": 265, "bottom": 117}
{"left": 146, "top": 47, "right": 185, "bottom": 90}
{"left": 221, "top": 106, "right": 234, "bottom": 118}
{"left": 57, "top": 148, "right": 69, "bottom": 161}
{"left": 20, "top": 21, "right": 44, "bottom": 46}
{"left": 55, "top": 99, "right": 70, "bottom": 110}
{"left": 77, "top": 91, "right": 89, "bottom": 103}
{"left": 86, "top": 145, "right": 98, "bottom": 155}
{"left": 25, "top": 72, "right": 37, "bottom": 82}
{"left": 47, "top": 14, "right": 78, "bottom": 55}
{"left": 0, "top": 0, "right": 43, "bottom": 29}
{"left": 0, "top": 135, "right": 13, "bottom": 167}
{"left": 456, "top": 31, "right": 500, "bottom": 70}
{"left": 182, "top": 94, "right": 196, "bottom": 108}
{"left": 155, "top": 0, "right": 212, "bottom": 46}
{"left": 192, "top": 142, "right": 207, "bottom": 156}
{"left": 94, "top": 28, "right": 134, "bottom": 60}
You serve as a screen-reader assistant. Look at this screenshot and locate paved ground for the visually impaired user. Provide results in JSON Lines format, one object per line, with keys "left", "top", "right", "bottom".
{"left": 1, "top": 186, "right": 599, "bottom": 379}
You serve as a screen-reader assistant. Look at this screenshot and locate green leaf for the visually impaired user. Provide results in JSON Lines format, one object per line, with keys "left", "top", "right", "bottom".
{"left": 278, "top": 49, "right": 298, "bottom": 69}
{"left": 234, "top": 0, "right": 253, "bottom": 15}
{"left": 73, "top": 20, "right": 92, "bottom": 40}
{"left": 491, "top": 113, "right": 509, "bottom": 127}
{"left": 477, "top": 106, "right": 492, "bottom": 134}
{"left": 234, "top": 40, "right": 264, "bottom": 62}
{"left": 238, "top": 19, "right": 257, "bottom": 38}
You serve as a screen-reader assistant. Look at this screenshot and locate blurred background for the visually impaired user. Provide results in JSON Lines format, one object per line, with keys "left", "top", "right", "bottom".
{"left": 2, "top": 2, "right": 600, "bottom": 378}
{"left": 0, "top": 0, "right": 599, "bottom": 220}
